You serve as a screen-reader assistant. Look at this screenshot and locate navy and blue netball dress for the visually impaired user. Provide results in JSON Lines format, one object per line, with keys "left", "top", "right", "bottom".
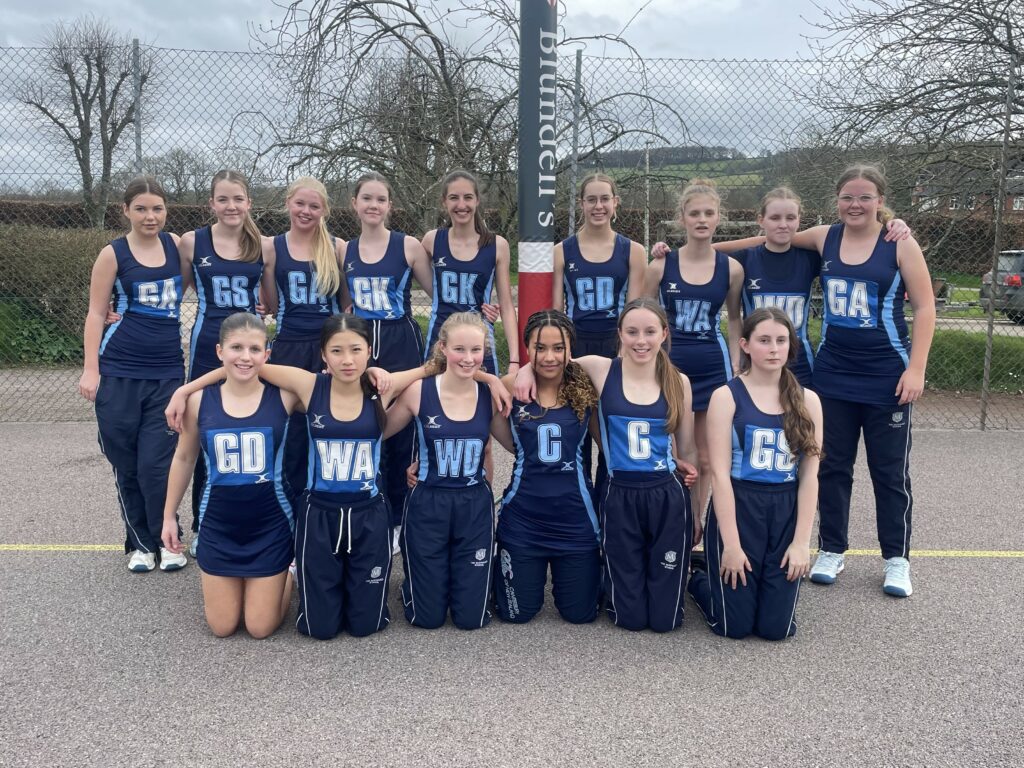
{"left": 272, "top": 233, "right": 340, "bottom": 368}
{"left": 688, "top": 377, "right": 801, "bottom": 640}
{"left": 597, "top": 358, "right": 691, "bottom": 632}
{"left": 424, "top": 228, "right": 499, "bottom": 373}
{"left": 188, "top": 226, "right": 263, "bottom": 379}
{"left": 294, "top": 373, "right": 391, "bottom": 639}
{"left": 187, "top": 226, "right": 264, "bottom": 535}
{"left": 271, "top": 233, "right": 341, "bottom": 505}
{"left": 561, "top": 233, "right": 631, "bottom": 358}
{"left": 346, "top": 231, "right": 425, "bottom": 527}
{"left": 660, "top": 250, "right": 733, "bottom": 411}
{"left": 96, "top": 232, "right": 184, "bottom": 556}
{"left": 734, "top": 244, "right": 819, "bottom": 387}
{"left": 495, "top": 400, "right": 601, "bottom": 624}
{"left": 402, "top": 377, "right": 494, "bottom": 630}
{"left": 195, "top": 382, "right": 293, "bottom": 578}
{"left": 814, "top": 224, "right": 914, "bottom": 561}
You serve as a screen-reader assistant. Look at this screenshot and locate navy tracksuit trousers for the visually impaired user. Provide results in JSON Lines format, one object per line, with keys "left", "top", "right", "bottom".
{"left": 294, "top": 494, "right": 393, "bottom": 639}
{"left": 493, "top": 543, "right": 601, "bottom": 625}
{"left": 400, "top": 484, "right": 494, "bottom": 630}
{"left": 601, "top": 475, "right": 691, "bottom": 632}
{"left": 688, "top": 481, "right": 800, "bottom": 641}
{"left": 95, "top": 376, "right": 182, "bottom": 554}
{"left": 817, "top": 398, "right": 913, "bottom": 560}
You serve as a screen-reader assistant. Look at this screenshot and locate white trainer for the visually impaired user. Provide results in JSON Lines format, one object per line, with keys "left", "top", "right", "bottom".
{"left": 188, "top": 534, "right": 199, "bottom": 558}
{"left": 159, "top": 547, "right": 187, "bottom": 571}
{"left": 809, "top": 551, "right": 845, "bottom": 584}
{"left": 883, "top": 556, "right": 912, "bottom": 597}
{"left": 127, "top": 550, "right": 156, "bottom": 573}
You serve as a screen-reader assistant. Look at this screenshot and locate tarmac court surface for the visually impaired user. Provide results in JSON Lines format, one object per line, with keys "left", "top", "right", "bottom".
{"left": 0, "top": 424, "right": 1021, "bottom": 767}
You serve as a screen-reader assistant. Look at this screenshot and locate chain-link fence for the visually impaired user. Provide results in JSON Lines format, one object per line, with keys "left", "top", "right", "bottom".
{"left": 1, "top": 44, "right": 1021, "bottom": 427}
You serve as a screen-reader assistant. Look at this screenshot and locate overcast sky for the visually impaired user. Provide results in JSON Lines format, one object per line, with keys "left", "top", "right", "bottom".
{"left": 1, "top": 0, "right": 829, "bottom": 59}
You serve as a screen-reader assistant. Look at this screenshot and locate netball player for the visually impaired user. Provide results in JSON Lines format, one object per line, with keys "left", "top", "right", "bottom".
{"left": 643, "top": 179, "right": 743, "bottom": 520}
{"left": 264, "top": 177, "right": 347, "bottom": 507}
{"left": 803, "top": 165, "right": 934, "bottom": 597}
{"left": 384, "top": 313, "right": 498, "bottom": 630}
{"left": 688, "top": 307, "right": 823, "bottom": 640}
{"left": 79, "top": 176, "right": 186, "bottom": 573}
{"left": 343, "top": 172, "right": 433, "bottom": 544}
{"left": 552, "top": 172, "right": 647, "bottom": 491}
{"left": 489, "top": 310, "right": 602, "bottom": 624}
{"left": 422, "top": 170, "right": 517, "bottom": 376}
{"left": 161, "top": 313, "right": 294, "bottom": 638}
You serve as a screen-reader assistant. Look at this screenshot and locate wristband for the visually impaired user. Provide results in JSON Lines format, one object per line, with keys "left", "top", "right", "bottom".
{"left": 508, "top": 359, "right": 520, "bottom": 365}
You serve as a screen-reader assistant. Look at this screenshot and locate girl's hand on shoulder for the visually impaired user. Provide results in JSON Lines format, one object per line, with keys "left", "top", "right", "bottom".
{"left": 165, "top": 389, "right": 190, "bottom": 432}
{"left": 512, "top": 363, "right": 537, "bottom": 403}
{"left": 486, "top": 375, "right": 512, "bottom": 417}
{"left": 780, "top": 542, "right": 810, "bottom": 582}
{"left": 720, "top": 545, "right": 751, "bottom": 589}
{"left": 481, "top": 303, "right": 500, "bottom": 323}
{"left": 895, "top": 367, "right": 925, "bottom": 405}
{"left": 884, "top": 218, "right": 912, "bottom": 242}
{"left": 78, "top": 370, "right": 100, "bottom": 402}
{"left": 367, "top": 366, "right": 392, "bottom": 395}
{"left": 651, "top": 241, "right": 670, "bottom": 260}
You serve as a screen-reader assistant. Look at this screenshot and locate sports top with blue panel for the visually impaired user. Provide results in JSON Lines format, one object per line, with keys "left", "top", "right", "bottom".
{"left": 561, "top": 233, "right": 631, "bottom": 334}
{"left": 100, "top": 232, "right": 183, "bottom": 379}
{"left": 727, "top": 377, "right": 799, "bottom": 485}
{"left": 733, "top": 245, "right": 819, "bottom": 388}
{"left": 273, "top": 233, "right": 341, "bottom": 342}
{"left": 499, "top": 400, "right": 599, "bottom": 551}
{"left": 415, "top": 377, "right": 492, "bottom": 489}
{"left": 598, "top": 358, "right": 676, "bottom": 482}
{"left": 196, "top": 382, "right": 294, "bottom": 576}
{"left": 346, "top": 231, "right": 414, "bottom": 322}
{"left": 304, "top": 372, "right": 383, "bottom": 505}
{"left": 189, "top": 226, "right": 263, "bottom": 377}
{"left": 424, "top": 228, "right": 499, "bottom": 372}
{"left": 659, "top": 250, "right": 733, "bottom": 411}
{"left": 815, "top": 223, "right": 910, "bottom": 406}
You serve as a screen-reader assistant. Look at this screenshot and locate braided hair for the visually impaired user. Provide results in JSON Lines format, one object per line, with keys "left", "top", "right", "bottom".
{"left": 521, "top": 310, "right": 598, "bottom": 424}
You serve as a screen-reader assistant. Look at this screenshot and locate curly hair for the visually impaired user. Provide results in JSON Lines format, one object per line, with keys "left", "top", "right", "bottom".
{"left": 522, "top": 310, "right": 597, "bottom": 424}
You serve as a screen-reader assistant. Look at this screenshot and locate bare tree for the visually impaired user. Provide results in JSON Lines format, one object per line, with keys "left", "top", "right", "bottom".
{"left": 19, "top": 16, "right": 152, "bottom": 227}
{"left": 256, "top": 0, "right": 684, "bottom": 231}
{"left": 806, "top": 0, "right": 1023, "bottom": 217}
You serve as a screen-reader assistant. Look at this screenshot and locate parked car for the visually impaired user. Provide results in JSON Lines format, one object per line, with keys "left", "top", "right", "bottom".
{"left": 980, "top": 250, "right": 1024, "bottom": 324}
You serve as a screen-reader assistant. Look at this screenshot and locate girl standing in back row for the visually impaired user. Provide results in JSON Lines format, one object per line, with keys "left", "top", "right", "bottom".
{"left": 803, "top": 165, "right": 934, "bottom": 598}
{"left": 553, "top": 173, "right": 647, "bottom": 492}
{"left": 643, "top": 179, "right": 743, "bottom": 520}
{"left": 343, "top": 172, "right": 434, "bottom": 542}
{"left": 79, "top": 176, "right": 186, "bottom": 573}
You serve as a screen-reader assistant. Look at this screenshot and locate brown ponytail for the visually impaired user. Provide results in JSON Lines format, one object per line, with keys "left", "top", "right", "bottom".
{"left": 441, "top": 170, "right": 496, "bottom": 249}
{"left": 618, "top": 298, "right": 686, "bottom": 435}
{"left": 738, "top": 307, "right": 821, "bottom": 459}
{"left": 210, "top": 170, "right": 262, "bottom": 263}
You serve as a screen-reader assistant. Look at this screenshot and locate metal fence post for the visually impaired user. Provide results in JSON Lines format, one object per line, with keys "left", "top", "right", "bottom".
{"left": 568, "top": 49, "right": 582, "bottom": 235}
{"left": 980, "top": 55, "right": 1019, "bottom": 430}
{"left": 132, "top": 39, "right": 143, "bottom": 174}
{"left": 644, "top": 140, "right": 651, "bottom": 253}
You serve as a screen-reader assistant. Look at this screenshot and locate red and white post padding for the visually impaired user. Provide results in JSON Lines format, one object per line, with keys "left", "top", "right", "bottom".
{"left": 516, "top": 241, "right": 554, "bottom": 363}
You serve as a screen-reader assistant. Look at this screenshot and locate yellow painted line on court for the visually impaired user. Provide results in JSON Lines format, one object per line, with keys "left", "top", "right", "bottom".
{"left": 1, "top": 544, "right": 1024, "bottom": 558}
{"left": 0, "top": 544, "right": 123, "bottom": 552}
